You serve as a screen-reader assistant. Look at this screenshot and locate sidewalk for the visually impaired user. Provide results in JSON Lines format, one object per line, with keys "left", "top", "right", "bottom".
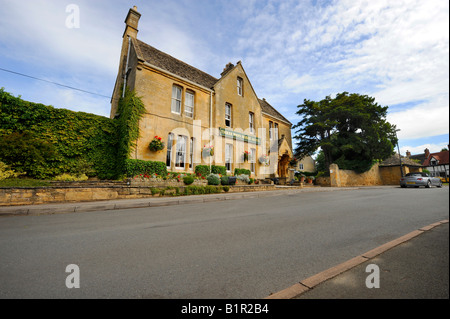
{"left": 267, "top": 220, "right": 449, "bottom": 299}
{"left": 0, "top": 186, "right": 370, "bottom": 216}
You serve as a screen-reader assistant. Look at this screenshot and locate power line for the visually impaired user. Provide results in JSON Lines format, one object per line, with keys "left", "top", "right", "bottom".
{"left": 0, "top": 67, "right": 111, "bottom": 99}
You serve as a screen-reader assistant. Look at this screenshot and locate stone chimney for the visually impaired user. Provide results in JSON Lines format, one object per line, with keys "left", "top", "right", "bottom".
{"left": 123, "top": 6, "right": 141, "bottom": 39}
{"left": 406, "top": 150, "right": 411, "bottom": 158}
{"left": 424, "top": 148, "right": 430, "bottom": 158}
{"left": 221, "top": 62, "right": 235, "bottom": 77}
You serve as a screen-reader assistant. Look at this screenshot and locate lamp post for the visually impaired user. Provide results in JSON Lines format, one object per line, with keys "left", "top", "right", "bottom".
{"left": 395, "top": 129, "right": 403, "bottom": 177}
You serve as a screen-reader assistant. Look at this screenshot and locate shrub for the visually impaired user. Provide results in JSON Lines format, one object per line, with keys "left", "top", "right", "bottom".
{"left": 223, "top": 186, "right": 230, "bottom": 192}
{"left": 195, "top": 165, "right": 211, "bottom": 177}
{"left": 211, "top": 165, "right": 227, "bottom": 176}
{"left": 183, "top": 175, "right": 195, "bottom": 185}
{"left": 124, "top": 159, "right": 167, "bottom": 177}
{"left": 207, "top": 173, "right": 220, "bottom": 185}
{"left": 236, "top": 174, "right": 250, "bottom": 183}
{"left": 220, "top": 176, "right": 229, "bottom": 185}
{"left": 0, "top": 132, "right": 58, "bottom": 179}
{"left": 234, "top": 168, "right": 251, "bottom": 176}
{"left": 150, "top": 187, "right": 160, "bottom": 195}
{"left": 0, "top": 161, "right": 22, "bottom": 180}
{"left": 53, "top": 173, "right": 89, "bottom": 181}
{"left": 249, "top": 178, "right": 254, "bottom": 184}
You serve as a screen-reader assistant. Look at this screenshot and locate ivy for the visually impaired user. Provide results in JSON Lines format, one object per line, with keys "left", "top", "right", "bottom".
{"left": 115, "top": 88, "right": 146, "bottom": 173}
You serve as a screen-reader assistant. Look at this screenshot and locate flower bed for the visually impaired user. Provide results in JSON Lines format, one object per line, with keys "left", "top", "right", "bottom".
{"left": 129, "top": 172, "right": 208, "bottom": 187}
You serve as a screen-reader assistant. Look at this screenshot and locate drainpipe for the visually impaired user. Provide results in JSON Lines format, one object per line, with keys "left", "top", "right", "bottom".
{"left": 122, "top": 36, "right": 131, "bottom": 98}
{"left": 210, "top": 91, "right": 213, "bottom": 171}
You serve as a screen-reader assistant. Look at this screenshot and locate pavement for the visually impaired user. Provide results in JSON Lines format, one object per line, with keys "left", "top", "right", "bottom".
{"left": 0, "top": 185, "right": 361, "bottom": 216}
{"left": 1, "top": 185, "right": 448, "bottom": 299}
{"left": 267, "top": 220, "right": 449, "bottom": 299}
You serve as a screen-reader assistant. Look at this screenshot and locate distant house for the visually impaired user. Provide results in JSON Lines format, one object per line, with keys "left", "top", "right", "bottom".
{"left": 294, "top": 155, "right": 316, "bottom": 173}
{"left": 407, "top": 148, "right": 449, "bottom": 179}
{"left": 378, "top": 153, "right": 423, "bottom": 185}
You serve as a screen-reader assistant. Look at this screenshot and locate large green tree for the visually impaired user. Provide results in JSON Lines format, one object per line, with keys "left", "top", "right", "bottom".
{"left": 293, "top": 92, "right": 398, "bottom": 173}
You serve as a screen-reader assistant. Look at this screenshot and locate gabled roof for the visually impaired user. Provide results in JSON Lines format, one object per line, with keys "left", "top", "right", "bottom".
{"left": 423, "top": 151, "right": 449, "bottom": 166}
{"left": 258, "top": 98, "right": 292, "bottom": 125}
{"left": 409, "top": 153, "right": 427, "bottom": 164}
{"left": 133, "top": 37, "right": 292, "bottom": 125}
{"left": 379, "top": 153, "right": 423, "bottom": 167}
{"left": 134, "top": 39, "right": 218, "bottom": 89}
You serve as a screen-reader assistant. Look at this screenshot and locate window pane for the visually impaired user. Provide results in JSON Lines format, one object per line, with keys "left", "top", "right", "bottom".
{"left": 225, "top": 104, "right": 231, "bottom": 127}
{"left": 185, "top": 91, "right": 194, "bottom": 118}
{"left": 175, "top": 135, "right": 186, "bottom": 168}
{"left": 166, "top": 133, "right": 173, "bottom": 167}
{"left": 189, "top": 138, "right": 194, "bottom": 168}
{"left": 171, "top": 86, "right": 182, "bottom": 114}
{"left": 225, "top": 143, "right": 233, "bottom": 171}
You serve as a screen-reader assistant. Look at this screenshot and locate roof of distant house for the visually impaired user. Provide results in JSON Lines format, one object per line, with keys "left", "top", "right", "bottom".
{"left": 423, "top": 150, "right": 449, "bottom": 166}
{"left": 379, "top": 153, "right": 423, "bottom": 167}
{"left": 258, "top": 98, "right": 292, "bottom": 125}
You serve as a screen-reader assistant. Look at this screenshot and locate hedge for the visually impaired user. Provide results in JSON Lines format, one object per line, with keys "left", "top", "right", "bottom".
{"left": 195, "top": 165, "right": 211, "bottom": 177}
{"left": 124, "top": 159, "right": 167, "bottom": 177}
{"left": 0, "top": 88, "right": 119, "bottom": 179}
{"left": 234, "top": 168, "right": 251, "bottom": 176}
{"left": 211, "top": 165, "right": 227, "bottom": 176}
{"left": 0, "top": 88, "right": 145, "bottom": 180}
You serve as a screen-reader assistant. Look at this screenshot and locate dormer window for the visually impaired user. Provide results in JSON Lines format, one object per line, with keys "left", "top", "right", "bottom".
{"left": 237, "top": 77, "right": 243, "bottom": 96}
{"left": 430, "top": 158, "right": 438, "bottom": 166}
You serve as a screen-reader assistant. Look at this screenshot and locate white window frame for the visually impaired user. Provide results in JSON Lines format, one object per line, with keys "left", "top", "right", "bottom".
{"left": 250, "top": 148, "right": 256, "bottom": 174}
{"left": 274, "top": 123, "right": 279, "bottom": 140}
{"left": 237, "top": 77, "right": 243, "bottom": 96}
{"left": 185, "top": 90, "right": 194, "bottom": 118}
{"left": 269, "top": 121, "right": 273, "bottom": 140}
{"left": 299, "top": 163, "right": 304, "bottom": 170}
{"left": 175, "top": 135, "right": 187, "bottom": 169}
{"left": 166, "top": 133, "right": 174, "bottom": 169}
{"left": 171, "top": 85, "right": 182, "bottom": 114}
{"left": 225, "top": 103, "right": 232, "bottom": 128}
{"left": 189, "top": 137, "right": 195, "bottom": 169}
{"left": 249, "top": 112, "right": 254, "bottom": 133}
{"left": 225, "top": 143, "right": 233, "bottom": 172}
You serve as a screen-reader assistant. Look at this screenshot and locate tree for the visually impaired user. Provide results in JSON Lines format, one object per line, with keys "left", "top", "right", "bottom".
{"left": 293, "top": 92, "right": 398, "bottom": 173}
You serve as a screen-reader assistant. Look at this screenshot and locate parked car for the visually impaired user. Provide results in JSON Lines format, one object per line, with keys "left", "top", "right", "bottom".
{"left": 439, "top": 176, "right": 449, "bottom": 183}
{"left": 400, "top": 172, "right": 442, "bottom": 188}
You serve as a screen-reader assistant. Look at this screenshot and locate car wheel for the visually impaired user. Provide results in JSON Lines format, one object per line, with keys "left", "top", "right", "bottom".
{"left": 438, "top": 181, "right": 443, "bottom": 188}
{"left": 426, "top": 180, "right": 431, "bottom": 188}
{"left": 401, "top": 185, "right": 406, "bottom": 188}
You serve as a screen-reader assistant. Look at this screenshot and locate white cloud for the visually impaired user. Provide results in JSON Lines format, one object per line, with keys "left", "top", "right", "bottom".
{"left": 401, "top": 143, "right": 449, "bottom": 155}
{"left": 387, "top": 95, "right": 449, "bottom": 140}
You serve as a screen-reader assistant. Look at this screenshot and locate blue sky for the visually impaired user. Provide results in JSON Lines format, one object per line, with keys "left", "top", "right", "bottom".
{"left": 0, "top": 0, "right": 448, "bottom": 156}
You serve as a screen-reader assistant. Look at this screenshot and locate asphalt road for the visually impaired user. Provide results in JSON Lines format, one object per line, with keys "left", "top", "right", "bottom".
{"left": 0, "top": 186, "right": 448, "bottom": 299}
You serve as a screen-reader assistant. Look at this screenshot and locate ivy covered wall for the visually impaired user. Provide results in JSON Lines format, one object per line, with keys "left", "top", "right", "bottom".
{"left": 0, "top": 88, "right": 144, "bottom": 180}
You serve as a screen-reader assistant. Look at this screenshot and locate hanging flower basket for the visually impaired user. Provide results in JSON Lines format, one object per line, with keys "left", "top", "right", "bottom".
{"left": 259, "top": 154, "right": 270, "bottom": 166}
{"left": 149, "top": 136, "right": 165, "bottom": 151}
{"left": 203, "top": 145, "right": 214, "bottom": 157}
{"left": 243, "top": 151, "right": 250, "bottom": 162}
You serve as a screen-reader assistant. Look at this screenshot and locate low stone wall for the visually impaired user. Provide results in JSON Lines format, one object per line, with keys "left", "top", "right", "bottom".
{"left": 330, "top": 163, "right": 383, "bottom": 187}
{"left": 0, "top": 184, "right": 277, "bottom": 206}
{"left": 315, "top": 176, "right": 331, "bottom": 186}
{"left": 328, "top": 163, "right": 423, "bottom": 187}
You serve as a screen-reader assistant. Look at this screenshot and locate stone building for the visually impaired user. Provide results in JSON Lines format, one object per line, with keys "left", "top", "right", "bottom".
{"left": 110, "top": 7, "right": 293, "bottom": 180}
